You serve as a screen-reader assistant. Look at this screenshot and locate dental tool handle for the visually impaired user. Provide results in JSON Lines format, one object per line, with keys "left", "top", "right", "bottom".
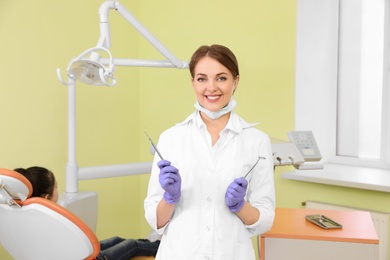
{"left": 151, "top": 141, "right": 164, "bottom": 160}
{"left": 243, "top": 156, "right": 264, "bottom": 179}
{"left": 144, "top": 131, "right": 164, "bottom": 160}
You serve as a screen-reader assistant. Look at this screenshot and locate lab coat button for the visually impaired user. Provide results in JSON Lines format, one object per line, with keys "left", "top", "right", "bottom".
{"left": 206, "top": 196, "right": 211, "bottom": 202}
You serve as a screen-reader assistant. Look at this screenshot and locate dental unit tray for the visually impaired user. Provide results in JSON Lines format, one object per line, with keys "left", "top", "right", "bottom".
{"left": 305, "top": 214, "right": 343, "bottom": 229}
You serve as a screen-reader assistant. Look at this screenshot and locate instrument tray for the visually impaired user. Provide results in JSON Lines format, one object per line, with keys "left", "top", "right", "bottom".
{"left": 305, "top": 214, "right": 343, "bottom": 229}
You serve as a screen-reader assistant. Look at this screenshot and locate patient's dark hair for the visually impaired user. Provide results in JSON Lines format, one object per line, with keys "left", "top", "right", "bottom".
{"left": 14, "top": 166, "right": 55, "bottom": 199}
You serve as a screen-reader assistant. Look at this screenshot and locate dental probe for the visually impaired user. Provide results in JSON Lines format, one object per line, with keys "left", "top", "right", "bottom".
{"left": 243, "top": 156, "right": 265, "bottom": 179}
{"left": 144, "top": 130, "right": 164, "bottom": 160}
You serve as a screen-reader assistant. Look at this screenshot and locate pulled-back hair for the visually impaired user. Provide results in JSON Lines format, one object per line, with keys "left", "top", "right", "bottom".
{"left": 14, "top": 166, "right": 55, "bottom": 199}
{"left": 189, "top": 44, "right": 239, "bottom": 79}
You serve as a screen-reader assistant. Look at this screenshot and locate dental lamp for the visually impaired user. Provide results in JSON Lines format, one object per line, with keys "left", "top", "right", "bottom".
{"left": 57, "top": 1, "right": 188, "bottom": 193}
{"left": 58, "top": 1, "right": 188, "bottom": 87}
{"left": 65, "top": 47, "right": 116, "bottom": 86}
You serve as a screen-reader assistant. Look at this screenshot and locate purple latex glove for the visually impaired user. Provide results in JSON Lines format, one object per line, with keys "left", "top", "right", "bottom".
{"left": 158, "top": 160, "right": 181, "bottom": 204}
{"left": 225, "top": 177, "right": 248, "bottom": 213}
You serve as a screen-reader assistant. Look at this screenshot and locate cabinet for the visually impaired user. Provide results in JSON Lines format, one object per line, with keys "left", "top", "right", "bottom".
{"left": 260, "top": 208, "right": 379, "bottom": 260}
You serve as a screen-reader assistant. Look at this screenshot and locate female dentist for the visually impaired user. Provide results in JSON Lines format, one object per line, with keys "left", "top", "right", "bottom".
{"left": 144, "top": 44, "right": 275, "bottom": 260}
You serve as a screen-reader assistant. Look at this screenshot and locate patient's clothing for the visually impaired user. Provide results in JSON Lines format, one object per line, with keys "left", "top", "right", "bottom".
{"left": 96, "top": 237, "right": 160, "bottom": 260}
{"left": 144, "top": 111, "right": 275, "bottom": 260}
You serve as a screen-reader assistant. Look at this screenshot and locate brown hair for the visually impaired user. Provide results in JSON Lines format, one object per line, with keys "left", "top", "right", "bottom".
{"left": 14, "top": 166, "right": 56, "bottom": 200}
{"left": 189, "top": 44, "right": 239, "bottom": 79}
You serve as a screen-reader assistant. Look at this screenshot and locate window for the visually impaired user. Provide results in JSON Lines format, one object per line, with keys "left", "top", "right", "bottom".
{"left": 295, "top": 0, "right": 390, "bottom": 170}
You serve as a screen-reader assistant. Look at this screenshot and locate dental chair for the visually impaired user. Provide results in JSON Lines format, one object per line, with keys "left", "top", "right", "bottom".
{"left": 0, "top": 168, "right": 100, "bottom": 260}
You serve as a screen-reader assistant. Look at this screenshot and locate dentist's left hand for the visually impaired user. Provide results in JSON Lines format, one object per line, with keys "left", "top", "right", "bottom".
{"left": 158, "top": 160, "right": 181, "bottom": 204}
{"left": 225, "top": 177, "right": 248, "bottom": 213}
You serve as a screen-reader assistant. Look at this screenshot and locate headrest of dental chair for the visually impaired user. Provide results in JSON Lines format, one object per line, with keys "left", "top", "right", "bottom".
{"left": 0, "top": 168, "right": 32, "bottom": 204}
{"left": 0, "top": 168, "right": 100, "bottom": 260}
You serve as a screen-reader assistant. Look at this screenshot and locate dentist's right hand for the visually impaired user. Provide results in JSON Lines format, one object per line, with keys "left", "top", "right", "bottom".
{"left": 158, "top": 160, "right": 181, "bottom": 204}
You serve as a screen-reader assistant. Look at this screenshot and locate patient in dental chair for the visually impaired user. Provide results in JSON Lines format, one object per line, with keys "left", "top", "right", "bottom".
{"left": 14, "top": 166, "right": 160, "bottom": 260}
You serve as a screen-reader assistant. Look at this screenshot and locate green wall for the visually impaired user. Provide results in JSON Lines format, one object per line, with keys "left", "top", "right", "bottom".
{"left": 0, "top": 0, "right": 143, "bottom": 258}
{"left": 3, "top": 1, "right": 389, "bottom": 259}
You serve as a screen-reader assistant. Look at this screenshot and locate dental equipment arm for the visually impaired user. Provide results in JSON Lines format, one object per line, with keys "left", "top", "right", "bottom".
{"left": 57, "top": 1, "right": 188, "bottom": 87}
{"left": 99, "top": 1, "right": 188, "bottom": 69}
{"left": 56, "top": 1, "right": 188, "bottom": 193}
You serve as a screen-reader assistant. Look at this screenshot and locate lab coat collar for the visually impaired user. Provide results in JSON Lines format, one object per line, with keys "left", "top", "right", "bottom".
{"left": 176, "top": 111, "right": 260, "bottom": 134}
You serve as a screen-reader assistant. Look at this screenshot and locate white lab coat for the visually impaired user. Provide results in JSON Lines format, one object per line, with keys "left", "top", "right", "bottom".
{"left": 145, "top": 111, "right": 275, "bottom": 260}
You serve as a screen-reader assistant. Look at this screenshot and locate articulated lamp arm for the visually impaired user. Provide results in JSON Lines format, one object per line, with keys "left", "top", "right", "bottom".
{"left": 58, "top": 1, "right": 188, "bottom": 87}
{"left": 56, "top": 1, "right": 188, "bottom": 193}
{"left": 97, "top": 1, "right": 188, "bottom": 69}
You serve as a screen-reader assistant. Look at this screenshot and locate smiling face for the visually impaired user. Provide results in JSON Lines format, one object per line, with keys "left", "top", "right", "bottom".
{"left": 192, "top": 56, "right": 239, "bottom": 113}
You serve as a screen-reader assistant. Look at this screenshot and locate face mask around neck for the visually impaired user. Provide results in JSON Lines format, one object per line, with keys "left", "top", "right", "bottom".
{"left": 194, "top": 97, "right": 237, "bottom": 120}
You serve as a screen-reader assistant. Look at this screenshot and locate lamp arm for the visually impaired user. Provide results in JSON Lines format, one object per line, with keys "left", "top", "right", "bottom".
{"left": 70, "top": 47, "right": 113, "bottom": 66}
{"left": 100, "top": 58, "right": 188, "bottom": 68}
{"left": 98, "top": 68, "right": 116, "bottom": 86}
{"left": 97, "top": 1, "right": 187, "bottom": 69}
{"left": 58, "top": 1, "right": 189, "bottom": 193}
{"left": 56, "top": 68, "right": 70, "bottom": 85}
{"left": 97, "top": 1, "right": 116, "bottom": 48}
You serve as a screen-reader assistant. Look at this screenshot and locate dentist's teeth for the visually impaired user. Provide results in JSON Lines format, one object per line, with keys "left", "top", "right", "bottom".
{"left": 208, "top": 96, "right": 218, "bottom": 100}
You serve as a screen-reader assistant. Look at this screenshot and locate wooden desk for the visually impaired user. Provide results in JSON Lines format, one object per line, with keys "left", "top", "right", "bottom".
{"left": 260, "top": 208, "right": 379, "bottom": 260}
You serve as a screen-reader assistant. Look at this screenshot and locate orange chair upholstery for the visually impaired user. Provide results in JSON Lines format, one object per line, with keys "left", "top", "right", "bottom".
{"left": 0, "top": 168, "right": 100, "bottom": 260}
